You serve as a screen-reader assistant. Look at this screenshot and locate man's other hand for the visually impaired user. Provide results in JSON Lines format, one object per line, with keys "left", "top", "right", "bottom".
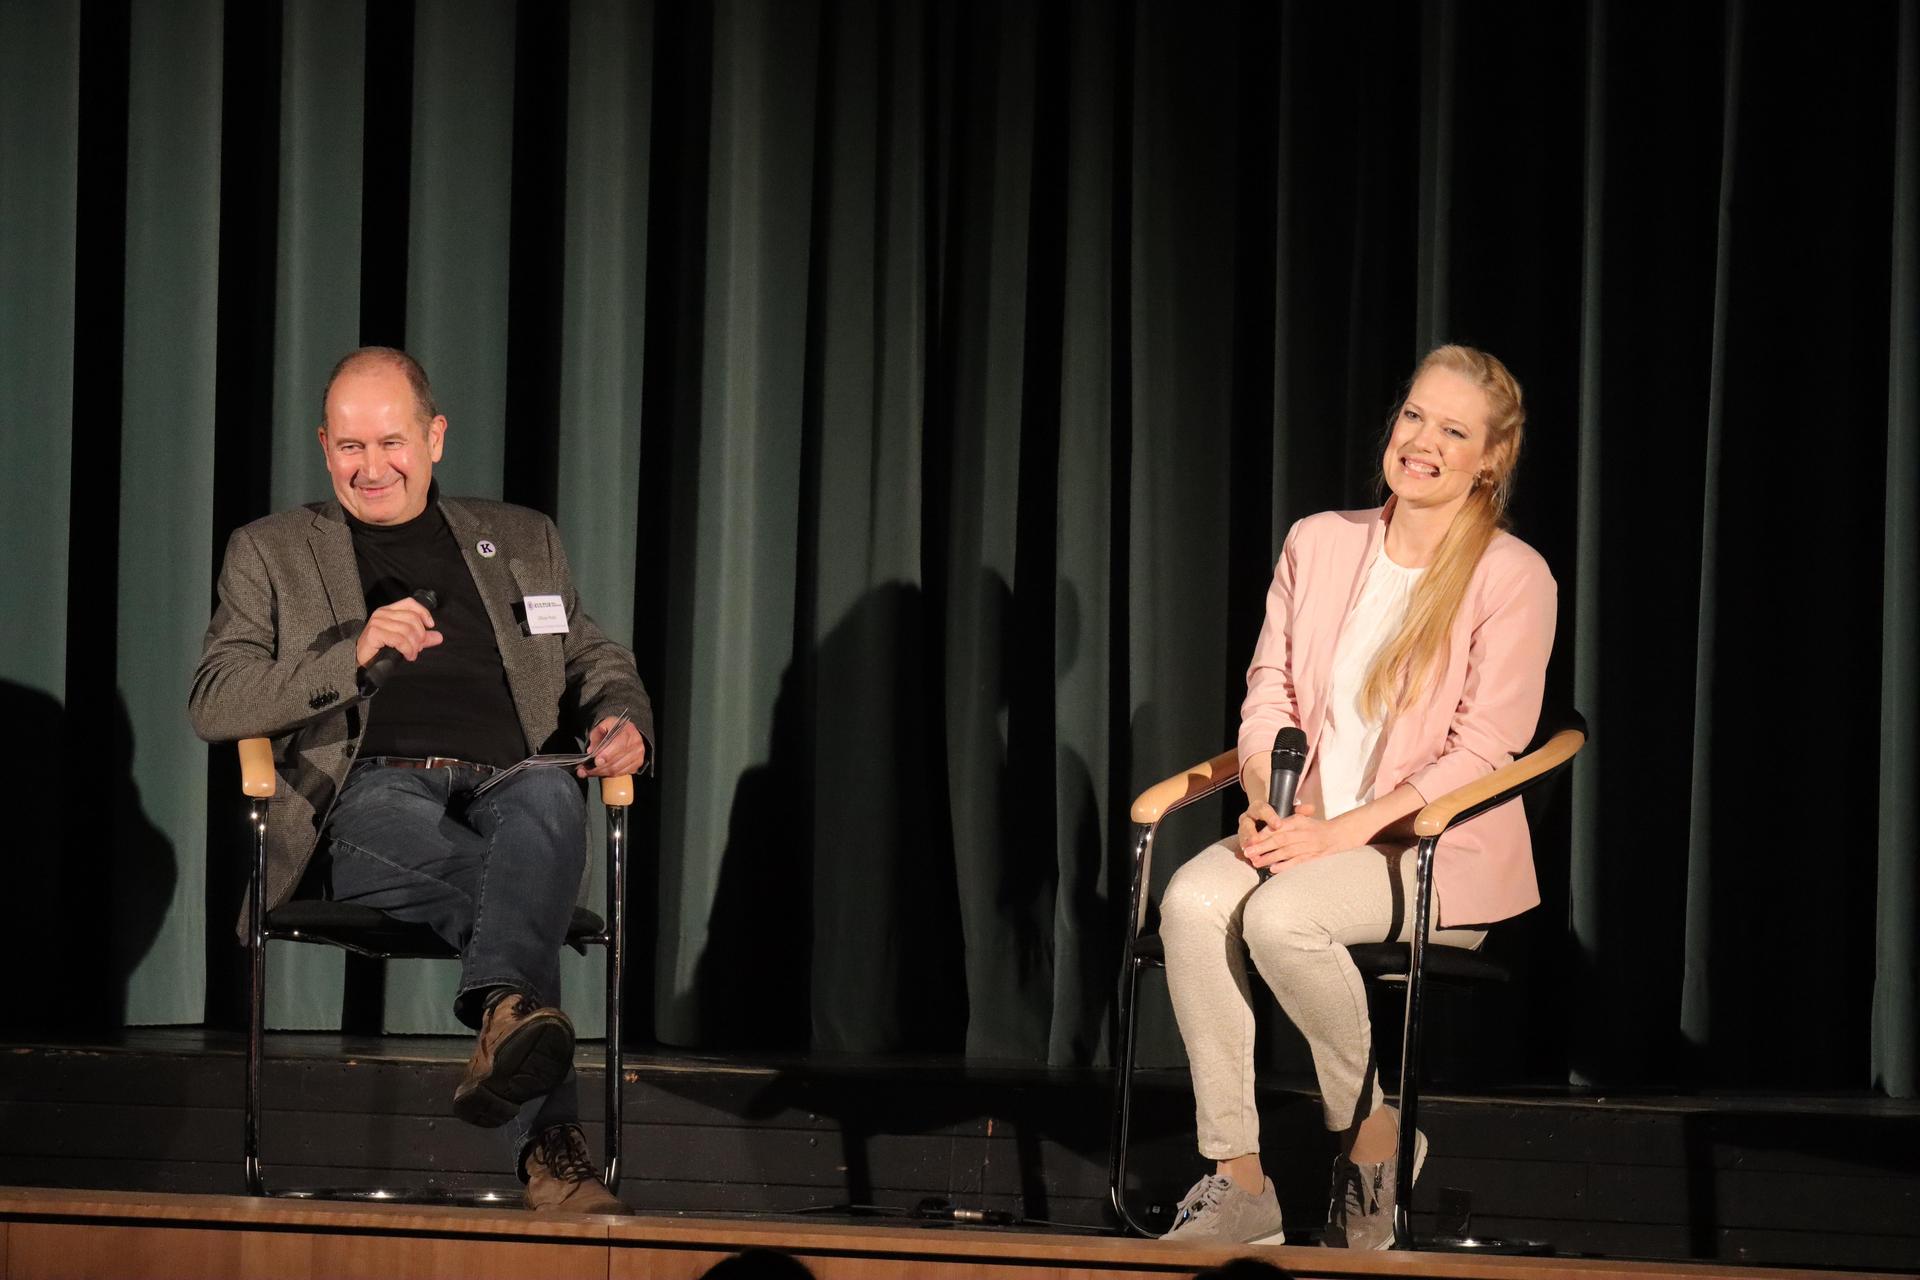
{"left": 355, "top": 597, "right": 444, "bottom": 668}
{"left": 579, "top": 716, "right": 647, "bottom": 778}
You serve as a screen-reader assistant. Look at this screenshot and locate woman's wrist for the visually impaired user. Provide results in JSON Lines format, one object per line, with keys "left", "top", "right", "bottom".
{"left": 1239, "top": 758, "right": 1268, "bottom": 802}
{"left": 1327, "top": 807, "right": 1373, "bottom": 849}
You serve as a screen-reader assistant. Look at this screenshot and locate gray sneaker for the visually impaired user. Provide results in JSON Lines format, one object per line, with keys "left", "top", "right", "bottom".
{"left": 1160, "top": 1173, "right": 1285, "bottom": 1244}
{"left": 1325, "top": 1127, "right": 1428, "bottom": 1249}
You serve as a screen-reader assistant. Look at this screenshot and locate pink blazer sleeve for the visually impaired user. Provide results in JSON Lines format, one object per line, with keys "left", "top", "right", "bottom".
{"left": 1236, "top": 521, "right": 1304, "bottom": 777}
{"left": 1402, "top": 543, "right": 1558, "bottom": 804}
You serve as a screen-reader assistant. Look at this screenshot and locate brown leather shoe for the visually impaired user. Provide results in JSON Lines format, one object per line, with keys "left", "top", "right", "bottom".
{"left": 452, "top": 992, "right": 576, "bottom": 1128}
{"left": 524, "top": 1124, "right": 624, "bottom": 1214}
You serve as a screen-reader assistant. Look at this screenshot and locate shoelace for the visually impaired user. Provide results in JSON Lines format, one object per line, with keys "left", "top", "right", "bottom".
{"left": 1328, "top": 1156, "right": 1385, "bottom": 1229}
{"left": 536, "top": 1126, "right": 598, "bottom": 1184}
{"left": 485, "top": 990, "right": 529, "bottom": 1027}
{"left": 1171, "top": 1175, "right": 1233, "bottom": 1229}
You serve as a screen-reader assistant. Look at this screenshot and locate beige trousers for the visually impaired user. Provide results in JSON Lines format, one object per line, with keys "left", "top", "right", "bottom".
{"left": 1159, "top": 838, "right": 1486, "bottom": 1159}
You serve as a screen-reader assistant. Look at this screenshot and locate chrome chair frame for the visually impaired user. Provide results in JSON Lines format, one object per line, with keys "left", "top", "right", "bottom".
{"left": 241, "top": 740, "right": 631, "bottom": 1203}
{"left": 1108, "top": 716, "right": 1587, "bottom": 1248}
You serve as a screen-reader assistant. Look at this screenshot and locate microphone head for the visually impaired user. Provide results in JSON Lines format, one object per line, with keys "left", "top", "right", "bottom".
{"left": 1272, "top": 725, "right": 1308, "bottom": 767}
{"left": 413, "top": 588, "right": 439, "bottom": 609}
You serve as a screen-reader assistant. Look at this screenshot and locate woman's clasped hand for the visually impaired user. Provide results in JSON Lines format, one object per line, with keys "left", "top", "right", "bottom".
{"left": 1236, "top": 799, "right": 1349, "bottom": 870}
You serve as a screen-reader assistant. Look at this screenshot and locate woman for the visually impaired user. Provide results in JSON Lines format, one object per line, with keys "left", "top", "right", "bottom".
{"left": 1158, "top": 345, "right": 1556, "bottom": 1249}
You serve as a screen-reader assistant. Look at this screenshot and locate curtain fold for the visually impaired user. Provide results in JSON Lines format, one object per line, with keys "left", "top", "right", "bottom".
{"left": 1679, "top": 0, "right": 1741, "bottom": 1057}
{"left": 1, "top": 0, "right": 81, "bottom": 1038}
{"left": 405, "top": 0, "right": 514, "bottom": 501}
{"left": 1874, "top": 0, "right": 1919, "bottom": 1099}
{"left": 653, "top": 0, "right": 821, "bottom": 1046}
{"left": 0, "top": 2, "right": 78, "bottom": 704}
{"left": 549, "top": 0, "right": 656, "bottom": 1042}
{"left": 115, "top": 0, "right": 225, "bottom": 1026}
{"left": 1566, "top": 0, "right": 1605, "bottom": 1088}
{"left": 261, "top": 0, "right": 365, "bottom": 1032}
{"left": 800, "top": 0, "right": 955, "bottom": 1055}
{"left": 1047, "top": 0, "right": 1121, "bottom": 1068}
{"left": 1, "top": 0, "right": 1913, "bottom": 1096}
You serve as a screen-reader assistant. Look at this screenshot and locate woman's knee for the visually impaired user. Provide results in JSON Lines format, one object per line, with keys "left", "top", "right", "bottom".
{"left": 1241, "top": 881, "right": 1329, "bottom": 956}
{"left": 1158, "top": 846, "right": 1247, "bottom": 942}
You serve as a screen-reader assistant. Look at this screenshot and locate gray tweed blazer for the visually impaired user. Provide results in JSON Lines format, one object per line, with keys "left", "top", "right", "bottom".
{"left": 189, "top": 495, "right": 653, "bottom": 936}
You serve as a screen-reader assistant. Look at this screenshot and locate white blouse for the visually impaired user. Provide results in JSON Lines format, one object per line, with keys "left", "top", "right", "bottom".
{"left": 1313, "top": 543, "right": 1424, "bottom": 819}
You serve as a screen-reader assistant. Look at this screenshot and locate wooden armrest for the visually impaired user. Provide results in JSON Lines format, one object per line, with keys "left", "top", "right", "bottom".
{"left": 1412, "top": 727, "right": 1586, "bottom": 838}
{"left": 237, "top": 738, "right": 275, "bottom": 798}
{"left": 599, "top": 774, "right": 634, "bottom": 808}
{"left": 1130, "top": 749, "right": 1241, "bottom": 825}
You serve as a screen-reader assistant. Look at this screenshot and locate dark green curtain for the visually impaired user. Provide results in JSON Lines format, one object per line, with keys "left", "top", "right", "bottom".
{"left": 1, "top": 0, "right": 1913, "bottom": 1098}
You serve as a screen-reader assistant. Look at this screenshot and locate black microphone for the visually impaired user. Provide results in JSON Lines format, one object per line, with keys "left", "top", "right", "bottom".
{"left": 1261, "top": 726, "right": 1308, "bottom": 878}
{"left": 1267, "top": 725, "right": 1308, "bottom": 824}
{"left": 359, "top": 588, "right": 439, "bottom": 693}
{"left": 914, "top": 1197, "right": 1015, "bottom": 1226}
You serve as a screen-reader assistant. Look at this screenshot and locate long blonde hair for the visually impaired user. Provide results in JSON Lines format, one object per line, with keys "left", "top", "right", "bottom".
{"left": 1360, "top": 344, "right": 1526, "bottom": 720}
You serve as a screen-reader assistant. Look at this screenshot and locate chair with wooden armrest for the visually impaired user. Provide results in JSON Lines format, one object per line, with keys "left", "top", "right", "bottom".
{"left": 237, "top": 737, "right": 632, "bottom": 1204}
{"left": 1107, "top": 713, "right": 1587, "bottom": 1249}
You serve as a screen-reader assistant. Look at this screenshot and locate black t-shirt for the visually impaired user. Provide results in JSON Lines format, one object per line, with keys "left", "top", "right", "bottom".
{"left": 347, "top": 487, "right": 529, "bottom": 768}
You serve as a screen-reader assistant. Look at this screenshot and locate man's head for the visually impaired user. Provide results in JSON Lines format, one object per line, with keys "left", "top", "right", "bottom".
{"left": 318, "top": 347, "right": 447, "bottom": 525}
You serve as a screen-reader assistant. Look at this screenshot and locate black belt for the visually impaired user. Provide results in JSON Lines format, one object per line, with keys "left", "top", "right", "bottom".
{"left": 361, "top": 755, "right": 498, "bottom": 774}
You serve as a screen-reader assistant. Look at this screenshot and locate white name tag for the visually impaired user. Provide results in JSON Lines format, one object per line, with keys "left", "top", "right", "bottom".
{"left": 524, "top": 594, "right": 569, "bottom": 635}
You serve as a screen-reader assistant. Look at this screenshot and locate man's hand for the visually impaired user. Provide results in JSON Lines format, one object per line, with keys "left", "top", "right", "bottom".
{"left": 578, "top": 715, "right": 647, "bottom": 778}
{"left": 355, "top": 597, "right": 443, "bottom": 668}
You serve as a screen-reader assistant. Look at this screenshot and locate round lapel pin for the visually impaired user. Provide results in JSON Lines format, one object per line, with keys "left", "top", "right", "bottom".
{"left": 477, "top": 540, "right": 497, "bottom": 558}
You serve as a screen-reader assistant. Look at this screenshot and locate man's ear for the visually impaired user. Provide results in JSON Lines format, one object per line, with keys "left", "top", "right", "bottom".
{"left": 427, "top": 415, "right": 448, "bottom": 462}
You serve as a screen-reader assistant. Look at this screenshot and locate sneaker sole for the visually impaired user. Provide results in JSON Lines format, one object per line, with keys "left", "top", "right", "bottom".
{"left": 453, "top": 1015, "right": 576, "bottom": 1128}
{"left": 1159, "top": 1224, "right": 1288, "bottom": 1247}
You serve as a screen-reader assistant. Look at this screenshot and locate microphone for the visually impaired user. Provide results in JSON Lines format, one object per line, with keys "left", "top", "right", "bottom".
{"left": 1267, "top": 725, "right": 1308, "bottom": 823}
{"left": 914, "top": 1198, "right": 1015, "bottom": 1226}
{"left": 359, "top": 588, "right": 439, "bottom": 693}
{"left": 1262, "top": 726, "right": 1308, "bottom": 878}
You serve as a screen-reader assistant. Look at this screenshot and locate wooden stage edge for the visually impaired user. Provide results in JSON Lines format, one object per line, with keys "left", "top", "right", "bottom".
{"left": 0, "top": 1188, "right": 1902, "bottom": 1280}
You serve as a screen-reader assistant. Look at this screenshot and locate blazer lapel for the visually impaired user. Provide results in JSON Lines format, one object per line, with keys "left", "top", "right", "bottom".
{"left": 439, "top": 496, "right": 548, "bottom": 746}
{"left": 1303, "top": 503, "right": 1391, "bottom": 750}
{"left": 308, "top": 503, "right": 366, "bottom": 628}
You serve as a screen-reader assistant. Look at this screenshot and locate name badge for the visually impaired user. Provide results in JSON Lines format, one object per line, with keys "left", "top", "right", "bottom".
{"left": 524, "top": 594, "right": 569, "bottom": 635}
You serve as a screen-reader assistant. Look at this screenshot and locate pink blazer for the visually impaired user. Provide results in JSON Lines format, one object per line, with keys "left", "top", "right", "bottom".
{"left": 1236, "top": 503, "right": 1558, "bottom": 927}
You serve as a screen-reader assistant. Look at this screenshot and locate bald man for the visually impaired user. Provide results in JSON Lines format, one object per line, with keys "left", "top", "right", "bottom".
{"left": 191, "top": 346, "right": 652, "bottom": 1212}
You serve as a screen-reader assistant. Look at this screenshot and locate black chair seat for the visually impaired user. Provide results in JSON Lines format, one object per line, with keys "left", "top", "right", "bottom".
{"left": 1346, "top": 941, "right": 1509, "bottom": 985}
{"left": 265, "top": 901, "right": 606, "bottom": 958}
{"left": 1130, "top": 932, "right": 1509, "bottom": 985}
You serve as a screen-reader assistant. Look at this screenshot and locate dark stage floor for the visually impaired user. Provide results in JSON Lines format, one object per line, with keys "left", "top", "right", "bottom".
{"left": 2, "top": 1030, "right": 1916, "bottom": 1272}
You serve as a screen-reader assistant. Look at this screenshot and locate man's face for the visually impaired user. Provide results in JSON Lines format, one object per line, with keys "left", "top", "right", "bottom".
{"left": 318, "top": 364, "right": 446, "bottom": 525}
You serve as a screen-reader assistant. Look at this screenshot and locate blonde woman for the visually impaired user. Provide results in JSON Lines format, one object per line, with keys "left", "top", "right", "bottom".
{"left": 1158, "top": 346, "right": 1556, "bottom": 1248}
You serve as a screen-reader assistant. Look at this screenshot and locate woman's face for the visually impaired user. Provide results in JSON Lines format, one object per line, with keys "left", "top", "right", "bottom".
{"left": 1382, "top": 366, "right": 1494, "bottom": 511}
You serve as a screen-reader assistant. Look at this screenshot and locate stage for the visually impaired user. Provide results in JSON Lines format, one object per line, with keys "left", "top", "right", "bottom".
{"left": 2, "top": 1033, "right": 1916, "bottom": 1275}
{"left": 1, "top": 1187, "right": 1908, "bottom": 1280}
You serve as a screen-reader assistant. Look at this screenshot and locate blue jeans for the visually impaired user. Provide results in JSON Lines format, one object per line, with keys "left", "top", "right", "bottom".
{"left": 325, "top": 760, "right": 586, "bottom": 1170}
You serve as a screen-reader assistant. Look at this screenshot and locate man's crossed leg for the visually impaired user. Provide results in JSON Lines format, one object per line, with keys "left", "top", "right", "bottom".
{"left": 324, "top": 761, "right": 621, "bottom": 1212}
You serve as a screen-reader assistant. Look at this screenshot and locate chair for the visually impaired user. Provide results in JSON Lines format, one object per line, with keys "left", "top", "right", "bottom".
{"left": 1107, "top": 714, "right": 1587, "bottom": 1248}
{"left": 237, "top": 737, "right": 632, "bottom": 1203}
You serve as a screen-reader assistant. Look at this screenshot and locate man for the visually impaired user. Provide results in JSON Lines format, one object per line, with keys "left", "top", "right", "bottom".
{"left": 190, "top": 347, "right": 651, "bottom": 1213}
